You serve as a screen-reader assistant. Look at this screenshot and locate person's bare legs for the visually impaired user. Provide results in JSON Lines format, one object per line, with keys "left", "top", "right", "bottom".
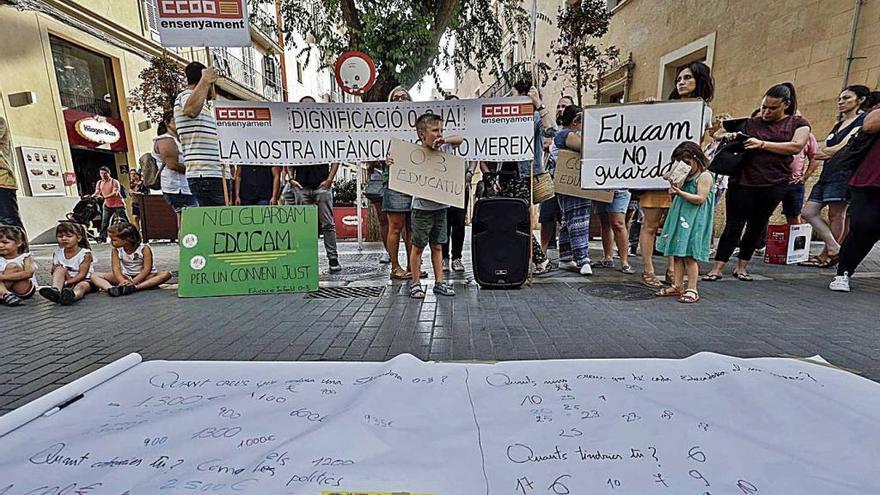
{"left": 827, "top": 202, "right": 848, "bottom": 256}
{"left": 430, "top": 244, "right": 444, "bottom": 284}
{"left": 50, "top": 265, "right": 66, "bottom": 290}
{"left": 639, "top": 208, "right": 665, "bottom": 277}
{"left": 802, "top": 201, "right": 834, "bottom": 259}
{"left": 136, "top": 271, "right": 172, "bottom": 290}
{"left": 403, "top": 213, "right": 415, "bottom": 272}
{"left": 541, "top": 223, "right": 555, "bottom": 254}
{"left": 410, "top": 244, "right": 425, "bottom": 286}
{"left": 608, "top": 212, "right": 630, "bottom": 268}
{"left": 70, "top": 281, "right": 91, "bottom": 301}
{"left": 598, "top": 213, "right": 613, "bottom": 261}
{"left": 685, "top": 258, "right": 700, "bottom": 293}
{"left": 90, "top": 272, "right": 119, "bottom": 292}
{"left": 387, "top": 212, "right": 407, "bottom": 275}
{"left": 1, "top": 265, "right": 33, "bottom": 296}
{"left": 673, "top": 257, "right": 685, "bottom": 291}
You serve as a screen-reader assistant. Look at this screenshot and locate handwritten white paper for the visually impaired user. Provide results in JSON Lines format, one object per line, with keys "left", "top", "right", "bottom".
{"left": 0, "top": 352, "right": 878, "bottom": 494}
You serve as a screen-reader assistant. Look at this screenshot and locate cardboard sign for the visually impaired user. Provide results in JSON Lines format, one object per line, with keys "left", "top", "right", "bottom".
{"left": 156, "top": 0, "right": 251, "bottom": 47}
{"left": 177, "top": 205, "right": 319, "bottom": 297}
{"left": 215, "top": 98, "right": 535, "bottom": 165}
{"left": 764, "top": 224, "right": 813, "bottom": 264}
{"left": 388, "top": 139, "right": 466, "bottom": 209}
{"left": 553, "top": 150, "right": 614, "bottom": 202}
{"left": 2, "top": 353, "right": 879, "bottom": 493}
{"left": 581, "top": 100, "right": 708, "bottom": 190}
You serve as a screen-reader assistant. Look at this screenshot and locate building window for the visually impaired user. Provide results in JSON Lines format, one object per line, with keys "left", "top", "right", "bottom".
{"left": 242, "top": 47, "right": 257, "bottom": 89}
{"left": 606, "top": 0, "right": 628, "bottom": 11}
{"left": 656, "top": 32, "right": 716, "bottom": 99}
{"left": 296, "top": 60, "right": 303, "bottom": 84}
{"left": 143, "top": 0, "right": 160, "bottom": 42}
{"left": 50, "top": 36, "right": 119, "bottom": 119}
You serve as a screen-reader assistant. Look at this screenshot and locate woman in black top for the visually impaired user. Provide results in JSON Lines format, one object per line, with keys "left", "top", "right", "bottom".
{"left": 704, "top": 83, "right": 811, "bottom": 281}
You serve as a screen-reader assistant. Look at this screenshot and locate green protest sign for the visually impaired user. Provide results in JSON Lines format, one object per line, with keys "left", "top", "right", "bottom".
{"left": 178, "top": 205, "right": 319, "bottom": 297}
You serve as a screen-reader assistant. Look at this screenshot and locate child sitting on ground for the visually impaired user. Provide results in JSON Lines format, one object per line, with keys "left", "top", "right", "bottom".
{"left": 388, "top": 112, "right": 463, "bottom": 299}
{"left": 655, "top": 141, "right": 715, "bottom": 303}
{"left": 92, "top": 223, "right": 171, "bottom": 296}
{"left": 0, "top": 225, "right": 38, "bottom": 306}
{"left": 39, "top": 221, "right": 94, "bottom": 305}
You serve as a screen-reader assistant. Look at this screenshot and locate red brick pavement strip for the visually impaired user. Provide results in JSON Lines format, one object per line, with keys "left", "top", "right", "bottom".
{"left": 3, "top": 259, "right": 879, "bottom": 416}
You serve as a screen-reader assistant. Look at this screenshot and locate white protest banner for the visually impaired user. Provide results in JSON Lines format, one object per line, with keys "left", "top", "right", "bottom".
{"left": 554, "top": 150, "right": 615, "bottom": 202}
{"left": 1, "top": 352, "right": 878, "bottom": 493}
{"left": 581, "top": 100, "right": 708, "bottom": 189}
{"left": 156, "top": 0, "right": 251, "bottom": 47}
{"left": 215, "top": 98, "right": 536, "bottom": 165}
{"left": 388, "top": 139, "right": 466, "bottom": 209}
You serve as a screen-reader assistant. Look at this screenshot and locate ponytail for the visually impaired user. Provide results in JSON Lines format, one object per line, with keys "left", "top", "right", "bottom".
{"left": 765, "top": 82, "right": 798, "bottom": 115}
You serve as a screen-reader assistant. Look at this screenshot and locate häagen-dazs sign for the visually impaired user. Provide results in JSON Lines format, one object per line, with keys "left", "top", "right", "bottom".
{"left": 74, "top": 116, "right": 121, "bottom": 145}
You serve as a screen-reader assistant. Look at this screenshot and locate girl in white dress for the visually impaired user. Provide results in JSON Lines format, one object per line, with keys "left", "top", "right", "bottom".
{"left": 0, "top": 225, "right": 37, "bottom": 306}
{"left": 91, "top": 223, "right": 171, "bottom": 297}
{"left": 39, "top": 222, "right": 94, "bottom": 305}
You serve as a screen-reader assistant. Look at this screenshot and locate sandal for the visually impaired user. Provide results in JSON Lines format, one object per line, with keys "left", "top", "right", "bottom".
{"left": 619, "top": 265, "right": 635, "bottom": 275}
{"left": 664, "top": 271, "right": 675, "bottom": 285}
{"left": 655, "top": 286, "right": 683, "bottom": 297}
{"left": 702, "top": 273, "right": 723, "bottom": 282}
{"left": 1, "top": 292, "right": 23, "bottom": 306}
{"left": 409, "top": 284, "right": 426, "bottom": 299}
{"left": 815, "top": 255, "right": 839, "bottom": 268}
{"left": 590, "top": 259, "right": 614, "bottom": 268}
{"left": 678, "top": 289, "right": 700, "bottom": 303}
{"left": 732, "top": 271, "right": 753, "bottom": 282}
{"left": 798, "top": 256, "right": 825, "bottom": 267}
{"left": 432, "top": 282, "right": 455, "bottom": 297}
{"left": 641, "top": 272, "right": 664, "bottom": 289}
{"left": 390, "top": 269, "right": 409, "bottom": 280}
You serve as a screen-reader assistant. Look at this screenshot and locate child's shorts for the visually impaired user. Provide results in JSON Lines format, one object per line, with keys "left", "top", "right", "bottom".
{"left": 411, "top": 209, "right": 448, "bottom": 248}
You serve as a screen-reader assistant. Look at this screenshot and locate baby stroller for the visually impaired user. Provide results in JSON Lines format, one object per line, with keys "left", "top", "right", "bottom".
{"left": 65, "top": 196, "right": 103, "bottom": 241}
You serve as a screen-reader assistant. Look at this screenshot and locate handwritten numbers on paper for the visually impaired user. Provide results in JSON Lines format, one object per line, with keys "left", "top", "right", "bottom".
{"left": 548, "top": 474, "right": 572, "bottom": 495}
{"left": 660, "top": 410, "right": 674, "bottom": 420}
{"left": 143, "top": 436, "right": 167, "bottom": 448}
{"left": 737, "top": 480, "right": 759, "bottom": 494}
{"left": 580, "top": 409, "right": 600, "bottom": 420}
{"left": 689, "top": 470, "right": 711, "bottom": 487}
{"left": 521, "top": 395, "right": 543, "bottom": 406}
{"left": 698, "top": 422, "right": 710, "bottom": 432}
{"left": 622, "top": 412, "right": 641, "bottom": 423}
{"left": 516, "top": 477, "right": 535, "bottom": 495}
{"left": 688, "top": 446, "right": 707, "bottom": 463}
{"left": 606, "top": 478, "right": 622, "bottom": 489}
{"left": 410, "top": 149, "right": 448, "bottom": 172}
{"left": 558, "top": 428, "right": 583, "bottom": 438}
{"left": 653, "top": 473, "right": 669, "bottom": 488}
{"left": 218, "top": 406, "right": 241, "bottom": 419}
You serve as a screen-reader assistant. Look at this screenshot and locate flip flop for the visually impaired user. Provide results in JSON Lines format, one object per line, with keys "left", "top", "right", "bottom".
{"left": 732, "top": 271, "right": 753, "bottom": 282}
{"left": 390, "top": 270, "right": 409, "bottom": 280}
{"left": 701, "top": 273, "right": 723, "bottom": 282}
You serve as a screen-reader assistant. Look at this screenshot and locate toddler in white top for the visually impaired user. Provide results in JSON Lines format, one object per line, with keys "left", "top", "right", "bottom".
{"left": 0, "top": 225, "right": 37, "bottom": 306}
{"left": 92, "top": 222, "right": 171, "bottom": 297}
{"left": 39, "top": 222, "right": 95, "bottom": 305}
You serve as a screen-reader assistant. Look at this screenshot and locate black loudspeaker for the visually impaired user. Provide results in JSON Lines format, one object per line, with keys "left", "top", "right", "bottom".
{"left": 471, "top": 197, "right": 531, "bottom": 289}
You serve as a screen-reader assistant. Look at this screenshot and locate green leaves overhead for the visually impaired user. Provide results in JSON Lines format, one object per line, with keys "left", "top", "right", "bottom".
{"left": 273, "top": 0, "right": 534, "bottom": 101}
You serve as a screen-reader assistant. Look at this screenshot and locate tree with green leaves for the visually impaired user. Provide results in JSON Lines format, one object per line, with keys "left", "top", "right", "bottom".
{"left": 549, "top": 0, "right": 619, "bottom": 107}
{"left": 272, "top": 0, "right": 537, "bottom": 101}
{"left": 128, "top": 53, "right": 186, "bottom": 123}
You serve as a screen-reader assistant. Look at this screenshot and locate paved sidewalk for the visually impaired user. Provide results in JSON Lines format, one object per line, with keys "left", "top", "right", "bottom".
{"left": 2, "top": 236, "right": 879, "bottom": 416}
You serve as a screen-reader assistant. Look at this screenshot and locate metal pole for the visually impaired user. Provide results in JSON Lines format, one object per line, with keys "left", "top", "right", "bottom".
{"left": 355, "top": 162, "right": 363, "bottom": 251}
{"left": 842, "top": 0, "right": 863, "bottom": 89}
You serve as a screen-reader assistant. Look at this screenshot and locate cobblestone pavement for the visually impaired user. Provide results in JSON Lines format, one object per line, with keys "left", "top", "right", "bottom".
{"left": 2, "top": 234, "right": 879, "bottom": 415}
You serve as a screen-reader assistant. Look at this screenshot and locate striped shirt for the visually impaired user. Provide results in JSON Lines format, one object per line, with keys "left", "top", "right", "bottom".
{"left": 174, "top": 89, "right": 222, "bottom": 179}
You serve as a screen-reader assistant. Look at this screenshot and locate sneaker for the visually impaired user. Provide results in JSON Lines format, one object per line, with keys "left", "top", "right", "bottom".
{"left": 121, "top": 285, "right": 138, "bottom": 296}
{"left": 59, "top": 287, "right": 76, "bottom": 305}
{"left": 829, "top": 272, "right": 851, "bottom": 292}
{"left": 329, "top": 259, "right": 342, "bottom": 273}
{"left": 451, "top": 258, "right": 465, "bottom": 272}
{"left": 442, "top": 258, "right": 450, "bottom": 271}
{"left": 579, "top": 263, "right": 593, "bottom": 276}
{"left": 534, "top": 259, "right": 554, "bottom": 275}
{"left": 379, "top": 253, "right": 391, "bottom": 264}
{"left": 108, "top": 286, "right": 123, "bottom": 297}
{"left": 38, "top": 287, "right": 61, "bottom": 303}
{"left": 560, "top": 260, "right": 578, "bottom": 270}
